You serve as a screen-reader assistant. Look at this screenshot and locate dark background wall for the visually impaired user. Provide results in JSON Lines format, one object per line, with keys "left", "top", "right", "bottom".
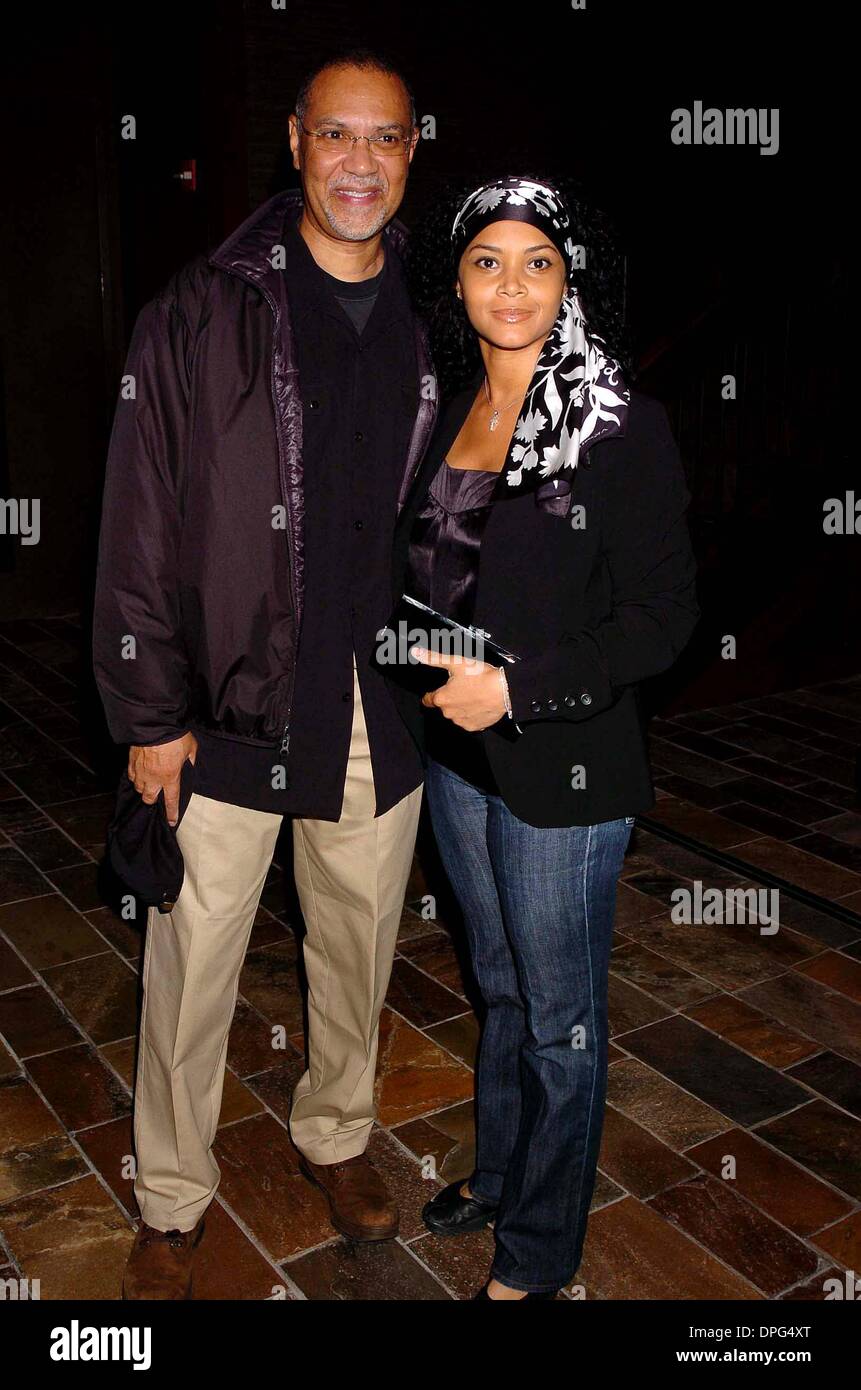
{"left": 0, "top": 0, "right": 854, "bottom": 712}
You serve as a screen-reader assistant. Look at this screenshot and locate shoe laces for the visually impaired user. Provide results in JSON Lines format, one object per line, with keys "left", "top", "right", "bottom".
{"left": 139, "top": 1225, "right": 187, "bottom": 1251}
{"left": 330, "top": 1156, "right": 366, "bottom": 1174}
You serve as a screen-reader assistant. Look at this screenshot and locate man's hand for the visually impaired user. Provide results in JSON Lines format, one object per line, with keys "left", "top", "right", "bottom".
{"left": 128, "top": 732, "right": 198, "bottom": 828}
{"left": 411, "top": 648, "right": 507, "bottom": 732}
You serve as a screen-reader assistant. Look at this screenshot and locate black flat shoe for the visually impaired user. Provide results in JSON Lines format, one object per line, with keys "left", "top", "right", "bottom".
{"left": 473, "top": 1281, "right": 561, "bottom": 1300}
{"left": 422, "top": 1179, "right": 498, "bottom": 1235}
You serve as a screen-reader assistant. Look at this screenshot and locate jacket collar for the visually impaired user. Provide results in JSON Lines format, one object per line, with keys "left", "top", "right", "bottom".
{"left": 278, "top": 199, "right": 410, "bottom": 344}
{"left": 208, "top": 187, "right": 412, "bottom": 307}
{"left": 209, "top": 188, "right": 439, "bottom": 533}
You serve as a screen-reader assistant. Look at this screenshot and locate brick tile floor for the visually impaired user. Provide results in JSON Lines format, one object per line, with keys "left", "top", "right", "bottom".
{"left": 0, "top": 618, "right": 859, "bottom": 1298}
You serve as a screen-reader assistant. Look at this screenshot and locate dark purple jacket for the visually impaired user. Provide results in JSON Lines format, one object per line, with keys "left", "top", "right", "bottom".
{"left": 93, "top": 189, "right": 438, "bottom": 751}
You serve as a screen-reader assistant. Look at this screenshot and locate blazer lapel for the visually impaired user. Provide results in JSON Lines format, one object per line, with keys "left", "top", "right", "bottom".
{"left": 397, "top": 319, "right": 440, "bottom": 514}
{"left": 391, "top": 384, "right": 478, "bottom": 600}
{"left": 397, "top": 383, "right": 477, "bottom": 525}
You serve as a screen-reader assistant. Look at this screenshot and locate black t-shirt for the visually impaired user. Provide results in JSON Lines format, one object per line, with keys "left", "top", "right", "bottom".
{"left": 320, "top": 262, "right": 385, "bottom": 335}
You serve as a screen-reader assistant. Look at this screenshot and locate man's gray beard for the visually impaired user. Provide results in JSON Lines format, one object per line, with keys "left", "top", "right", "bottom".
{"left": 324, "top": 196, "right": 390, "bottom": 241}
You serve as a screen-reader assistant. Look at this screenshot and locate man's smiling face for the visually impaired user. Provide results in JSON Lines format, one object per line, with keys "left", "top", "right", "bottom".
{"left": 289, "top": 64, "right": 417, "bottom": 243}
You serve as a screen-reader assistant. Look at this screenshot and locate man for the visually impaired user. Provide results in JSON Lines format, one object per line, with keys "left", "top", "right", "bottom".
{"left": 93, "top": 48, "right": 437, "bottom": 1300}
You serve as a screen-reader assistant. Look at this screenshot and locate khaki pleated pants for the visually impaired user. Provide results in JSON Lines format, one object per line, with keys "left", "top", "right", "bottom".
{"left": 132, "top": 657, "right": 423, "bottom": 1233}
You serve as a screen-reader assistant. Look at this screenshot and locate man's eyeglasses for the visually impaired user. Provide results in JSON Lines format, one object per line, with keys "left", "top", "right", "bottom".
{"left": 297, "top": 119, "right": 413, "bottom": 157}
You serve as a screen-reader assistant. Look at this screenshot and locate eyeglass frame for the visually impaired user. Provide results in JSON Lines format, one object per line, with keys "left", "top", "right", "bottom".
{"left": 295, "top": 117, "right": 415, "bottom": 158}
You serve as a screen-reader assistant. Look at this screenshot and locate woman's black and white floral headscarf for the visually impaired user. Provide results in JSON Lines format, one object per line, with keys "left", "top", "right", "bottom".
{"left": 451, "top": 176, "right": 630, "bottom": 497}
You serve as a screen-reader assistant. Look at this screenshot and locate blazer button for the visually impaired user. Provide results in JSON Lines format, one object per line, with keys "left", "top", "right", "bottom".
{"left": 580, "top": 692, "right": 592, "bottom": 705}
{"left": 547, "top": 699, "right": 558, "bottom": 712}
{"left": 308, "top": 399, "right": 320, "bottom": 411}
{"left": 564, "top": 693, "right": 577, "bottom": 707}
{"left": 530, "top": 700, "right": 542, "bottom": 714}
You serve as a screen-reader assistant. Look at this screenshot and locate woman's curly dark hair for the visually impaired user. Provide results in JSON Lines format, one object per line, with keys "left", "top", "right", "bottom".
{"left": 406, "top": 169, "right": 636, "bottom": 403}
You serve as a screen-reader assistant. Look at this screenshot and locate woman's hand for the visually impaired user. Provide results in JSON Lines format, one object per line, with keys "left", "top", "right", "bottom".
{"left": 411, "top": 648, "right": 507, "bottom": 732}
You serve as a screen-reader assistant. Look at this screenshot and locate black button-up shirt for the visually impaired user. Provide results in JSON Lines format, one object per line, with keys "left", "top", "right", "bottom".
{"left": 191, "top": 209, "right": 424, "bottom": 819}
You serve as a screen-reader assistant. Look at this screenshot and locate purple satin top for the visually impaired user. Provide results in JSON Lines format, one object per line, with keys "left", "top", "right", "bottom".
{"left": 404, "top": 460, "right": 498, "bottom": 626}
{"left": 403, "top": 460, "right": 500, "bottom": 794}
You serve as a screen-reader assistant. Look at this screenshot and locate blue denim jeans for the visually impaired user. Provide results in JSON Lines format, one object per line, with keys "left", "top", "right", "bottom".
{"left": 424, "top": 756, "right": 635, "bottom": 1293}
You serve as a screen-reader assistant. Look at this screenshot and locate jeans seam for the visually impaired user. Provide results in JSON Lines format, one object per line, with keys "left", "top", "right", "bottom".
{"left": 565, "top": 819, "right": 598, "bottom": 1280}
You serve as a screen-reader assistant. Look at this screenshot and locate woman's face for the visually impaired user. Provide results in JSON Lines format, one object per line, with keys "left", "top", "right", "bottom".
{"left": 456, "top": 219, "right": 567, "bottom": 352}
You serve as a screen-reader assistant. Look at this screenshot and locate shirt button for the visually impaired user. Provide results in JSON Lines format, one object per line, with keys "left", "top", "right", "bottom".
{"left": 354, "top": 519, "right": 364, "bottom": 530}
{"left": 547, "top": 699, "right": 558, "bottom": 712}
{"left": 354, "top": 430, "right": 364, "bottom": 443}
{"left": 580, "top": 692, "right": 592, "bottom": 705}
{"left": 530, "top": 700, "right": 542, "bottom": 714}
{"left": 564, "top": 693, "right": 577, "bottom": 707}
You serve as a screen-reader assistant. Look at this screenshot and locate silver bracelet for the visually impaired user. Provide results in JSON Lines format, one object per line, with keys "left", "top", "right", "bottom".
{"left": 498, "top": 665, "right": 513, "bottom": 719}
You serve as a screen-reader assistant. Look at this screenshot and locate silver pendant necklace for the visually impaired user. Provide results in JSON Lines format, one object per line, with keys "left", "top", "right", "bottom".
{"left": 484, "top": 376, "right": 522, "bottom": 433}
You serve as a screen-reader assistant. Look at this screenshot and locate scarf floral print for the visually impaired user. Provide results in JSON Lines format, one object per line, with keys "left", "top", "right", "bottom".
{"left": 451, "top": 177, "right": 630, "bottom": 498}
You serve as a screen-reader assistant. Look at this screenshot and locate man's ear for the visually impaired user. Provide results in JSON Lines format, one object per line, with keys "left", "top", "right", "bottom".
{"left": 287, "top": 114, "right": 301, "bottom": 171}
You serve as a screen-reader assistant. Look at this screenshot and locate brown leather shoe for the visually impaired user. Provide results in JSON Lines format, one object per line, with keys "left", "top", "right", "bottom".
{"left": 122, "top": 1217, "right": 205, "bottom": 1300}
{"left": 299, "top": 1153, "right": 399, "bottom": 1241}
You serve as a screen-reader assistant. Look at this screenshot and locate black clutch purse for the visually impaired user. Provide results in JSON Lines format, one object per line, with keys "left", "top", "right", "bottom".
{"left": 372, "top": 594, "right": 522, "bottom": 739}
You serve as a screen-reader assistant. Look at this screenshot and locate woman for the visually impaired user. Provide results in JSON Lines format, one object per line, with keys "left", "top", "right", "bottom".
{"left": 387, "top": 176, "right": 699, "bottom": 1299}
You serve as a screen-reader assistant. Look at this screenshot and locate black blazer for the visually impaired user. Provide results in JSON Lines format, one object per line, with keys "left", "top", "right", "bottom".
{"left": 388, "top": 375, "right": 700, "bottom": 828}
